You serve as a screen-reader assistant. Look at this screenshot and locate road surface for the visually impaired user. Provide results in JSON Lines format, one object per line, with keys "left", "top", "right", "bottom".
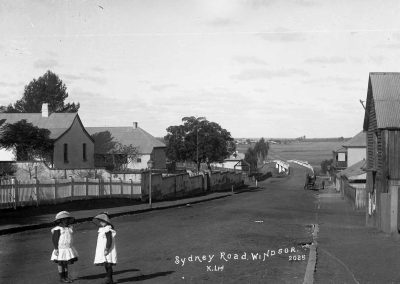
{"left": 0, "top": 164, "right": 316, "bottom": 283}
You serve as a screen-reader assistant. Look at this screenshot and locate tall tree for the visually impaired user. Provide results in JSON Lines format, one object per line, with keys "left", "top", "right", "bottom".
{"left": 164, "top": 116, "right": 236, "bottom": 170}
{"left": 0, "top": 120, "right": 53, "bottom": 163}
{"left": 244, "top": 147, "right": 258, "bottom": 173}
{"left": 1, "top": 70, "right": 79, "bottom": 113}
{"left": 254, "top": 137, "right": 269, "bottom": 162}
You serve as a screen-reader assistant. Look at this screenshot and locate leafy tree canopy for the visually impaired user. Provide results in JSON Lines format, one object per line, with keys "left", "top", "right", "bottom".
{"left": 0, "top": 120, "right": 53, "bottom": 162}
{"left": 164, "top": 116, "right": 236, "bottom": 168}
{"left": 0, "top": 70, "right": 79, "bottom": 113}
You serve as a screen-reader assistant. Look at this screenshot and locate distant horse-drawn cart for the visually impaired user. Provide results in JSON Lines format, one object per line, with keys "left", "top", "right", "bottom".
{"left": 304, "top": 173, "right": 322, "bottom": 191}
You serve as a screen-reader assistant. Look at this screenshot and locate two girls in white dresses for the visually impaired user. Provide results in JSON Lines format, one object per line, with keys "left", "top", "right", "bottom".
{"left": 51, "top": 211, "right": 117, "bottom": 284}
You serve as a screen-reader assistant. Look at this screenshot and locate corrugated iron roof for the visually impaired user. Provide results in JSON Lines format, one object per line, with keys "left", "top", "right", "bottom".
{"left": 0, "top": 113, "right": 77, "bottom": 139}
{"left": 342, "top": 131, "right": 366, "bottom": 148}
{"left": 333, "top": 146, "right": 346, "bottom": 153}
{"left": 338, "top": 159, "right": 366, "bottom": 180}
{"left": 86, "top": 126, "right": 166, "bottom": 154}
{"left": 368, "top": 73, "right": 400, "bottom": 129}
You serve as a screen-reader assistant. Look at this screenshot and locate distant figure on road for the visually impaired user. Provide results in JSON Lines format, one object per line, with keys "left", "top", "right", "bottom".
{"left": 50, "top": 211, "right": 78, "bottom": 283}
{"left": 93, "top": 212, "right": 118, "bottom": 284}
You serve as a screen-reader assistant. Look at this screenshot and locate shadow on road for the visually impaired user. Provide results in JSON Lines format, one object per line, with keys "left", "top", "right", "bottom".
{"left": 78, "top": 268, "right": 140, "bottom": 280}
{"left": 117, "top": 271, "right": 174, "bottom": 283}
{"left": 235, "top": 187, "right": 262, "bottom": 194}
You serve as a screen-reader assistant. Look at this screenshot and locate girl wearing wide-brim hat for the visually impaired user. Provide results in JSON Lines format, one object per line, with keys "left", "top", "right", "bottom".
{"left": 93, "top": 212, "right": 117, "bottom": 284}
{"left": 50, "top": 211, "right": 79, "bottom": 283}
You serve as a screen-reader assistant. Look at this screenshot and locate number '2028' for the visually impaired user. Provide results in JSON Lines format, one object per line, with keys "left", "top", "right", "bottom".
{"left": 289, "top": 255, "right": 306, "bottom": 261}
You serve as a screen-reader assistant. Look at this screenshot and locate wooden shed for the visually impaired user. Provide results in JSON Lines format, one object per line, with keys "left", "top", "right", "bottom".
{"left": 363, "top": 72, "right": 400, "bottom": 233}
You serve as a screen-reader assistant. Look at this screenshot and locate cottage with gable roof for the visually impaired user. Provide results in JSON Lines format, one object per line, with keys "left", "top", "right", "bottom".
{"left": 87, "top": 122, "right": 166, "bottom": 170}
{"left": 0, "top": 104, "right": 94, "bottom": 169}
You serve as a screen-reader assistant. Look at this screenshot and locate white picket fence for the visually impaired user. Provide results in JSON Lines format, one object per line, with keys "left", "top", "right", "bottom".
{"left": 0, "top": 177, "right": 141, "bottom": 209}
{"left": 287, "top": 160, "right": 314, "bottom": 173}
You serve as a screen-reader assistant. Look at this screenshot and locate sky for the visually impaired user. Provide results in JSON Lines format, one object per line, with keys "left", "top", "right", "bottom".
{"left": 1, "top": 0, "right": 400, "bottom": 138}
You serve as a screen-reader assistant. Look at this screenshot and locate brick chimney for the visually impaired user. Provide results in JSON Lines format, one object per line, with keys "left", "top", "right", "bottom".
{"left": 41, "top": 103, "right": 49, "bottom": 118}
{"left": 133, "top": 122, "right": 138, "bottom": 129}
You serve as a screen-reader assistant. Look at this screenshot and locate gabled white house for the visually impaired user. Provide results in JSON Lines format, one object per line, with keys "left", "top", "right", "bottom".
{"left": 87, "top": 122, "right": 166, "bottom": 170}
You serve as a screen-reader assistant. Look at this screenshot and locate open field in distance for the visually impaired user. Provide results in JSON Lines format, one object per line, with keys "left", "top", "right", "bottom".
{"left": 237, "top": 141, "right": 345, "bottom": 168}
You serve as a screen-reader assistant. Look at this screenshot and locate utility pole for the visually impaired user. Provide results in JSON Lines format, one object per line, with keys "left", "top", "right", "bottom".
{"left": 196, "top": 127, "right": 199, "bottom": 172}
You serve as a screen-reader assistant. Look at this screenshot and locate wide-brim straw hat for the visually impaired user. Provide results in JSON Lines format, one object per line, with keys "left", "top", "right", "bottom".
{"left": 93, "top": 213, "right": 113, "bottom": 226}
{"left": 54, "top": 211, "right": 75, "bottom": 223}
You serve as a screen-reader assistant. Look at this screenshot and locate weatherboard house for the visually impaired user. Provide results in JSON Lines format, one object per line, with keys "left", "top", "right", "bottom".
{"left": 363, "top": 72, "right": 400, "bottom": 233}
{"left": 87, "top": 122, "right": 166, "bottom": 170}
{"left": 342, "top": 131, "right": 366, "bottom": 168}
{"left": 0, "top": 104, "right": 95, "bottom": 169}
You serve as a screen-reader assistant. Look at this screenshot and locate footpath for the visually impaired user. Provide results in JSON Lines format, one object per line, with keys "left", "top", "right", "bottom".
{"left": 314, "top": 185, "right": 400, "bottom": 284}
{"left": 0, "top": 189, "right": 249, "bottom": 235}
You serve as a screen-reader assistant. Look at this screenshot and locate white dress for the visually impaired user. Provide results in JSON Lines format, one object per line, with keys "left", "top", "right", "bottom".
{"left": 50, "top": 226, "right": 79, "bottom": 263}
{"left": 94, "top": 225, "right": 117, "bottom": 265}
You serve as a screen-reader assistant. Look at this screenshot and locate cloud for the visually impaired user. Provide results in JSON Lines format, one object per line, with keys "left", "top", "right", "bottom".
{"left": 208, "top": 17, "right": 236, "bottom": 27}
{"left": 33, "top": 59, "right": 59, "bottom": 69}
{"left": 150, "top": 84, "right": 177, "bottom": 92}
{"left": 369, "top": 56, "right": 385, "bottom": 64}
{"left": 0, "top": 81, "right": 24, "bottom": 87}
{"left": 62, "top": 73, "right": 107, "bottom": 85}
{"left": 303, "top": 76, "right": 361, "bottom": 86}
{"left": 305, "top": 56, "right": 346, "bottom": 64}
{"left": 46, "top": 50, "right": 58, "bottom": 57}
{"left": 233, "top": 56, "right": 268, "bottom": 65}
{"left": 243, "top": 0, "right": 317, "bottom": 8}
{"left": 256, "top": 30, "right": 306, "bottom": 42}
{"left": 231, "top": 68, "right": 309, "bottom": 80}
{"left": 92, "top": 66, "right": 105, "bottom": 72}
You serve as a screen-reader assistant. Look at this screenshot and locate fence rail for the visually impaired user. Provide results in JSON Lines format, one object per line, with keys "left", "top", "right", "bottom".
{"left": 0, "top": 177, "right": 141, "bottom": 209}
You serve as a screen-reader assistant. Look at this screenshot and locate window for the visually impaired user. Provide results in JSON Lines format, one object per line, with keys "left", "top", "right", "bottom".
{"left": 64, "top": 143, "right": 68, "bottom": 163}
{"left": 83, "top": 143, "right": 87, "bottom": 161}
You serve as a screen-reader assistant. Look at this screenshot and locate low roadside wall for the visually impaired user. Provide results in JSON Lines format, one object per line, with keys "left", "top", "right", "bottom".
{"left": 141, "top": 171, "right": 244, "bottom": 201}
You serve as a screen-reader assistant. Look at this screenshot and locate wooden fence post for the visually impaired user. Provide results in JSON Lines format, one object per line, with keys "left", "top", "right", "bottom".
{"left": 109, "top": 177, "right": 112, "bottom": 198}
{"left": 70, "top": 176, "right": 74, "bottom": 201}
{"left": 12, "top": 177, "right": 18, "bottom": 209}
{"left": 130, "top": 179, "right": 133, "bottom": 199}
{"left": 85, "top": 177, "right": 89, "bottom": 199}
{"left": 53, "top": 178, "right": 58, "bottom": 204}
{"left": 119, "top": 178, "right": 123, "bottom": 196}
{"left": 99, "top": 178, "right": 103, "bottom": 198}
{"left": 34, "top": 177, "right": 40, "bottom": 207}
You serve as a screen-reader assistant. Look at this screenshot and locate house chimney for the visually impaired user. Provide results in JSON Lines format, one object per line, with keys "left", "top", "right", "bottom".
{"left": 133, "top": 122, "right": 138, "bottom": 129}
{"left": 41, "top": 103, "right": 49, "bottom": 117}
